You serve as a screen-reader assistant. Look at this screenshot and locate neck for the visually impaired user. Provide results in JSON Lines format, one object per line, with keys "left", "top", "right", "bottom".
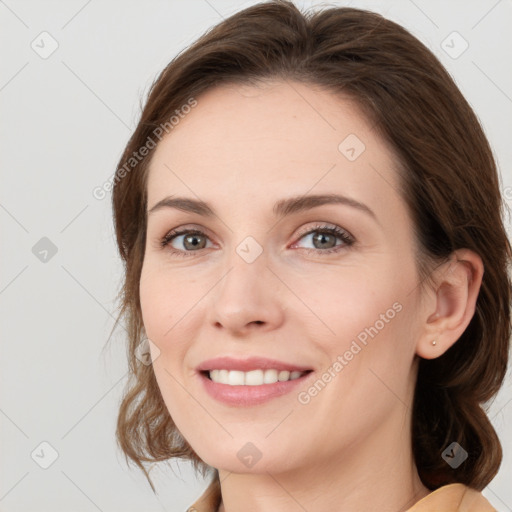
{"left": 216, "top": 411, "right": 430, "bottom": 512}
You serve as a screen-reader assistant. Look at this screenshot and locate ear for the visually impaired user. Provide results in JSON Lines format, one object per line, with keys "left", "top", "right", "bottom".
{"left": 416, "top": 248, "right": 484, "bottom": 360}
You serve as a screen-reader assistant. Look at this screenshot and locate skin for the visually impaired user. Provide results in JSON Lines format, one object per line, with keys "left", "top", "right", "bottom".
{"left": 139, "top": 80, "right": 483, "bottom": 512}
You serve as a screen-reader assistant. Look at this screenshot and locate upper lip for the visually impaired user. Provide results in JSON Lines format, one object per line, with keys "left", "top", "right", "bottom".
{"left": 196, "top": 356, "right": 313, "bottom": 373}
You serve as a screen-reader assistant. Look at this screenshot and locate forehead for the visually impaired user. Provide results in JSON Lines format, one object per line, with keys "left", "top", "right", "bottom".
{"left": 146, "top": 81, "right": 402, "bottom": 216}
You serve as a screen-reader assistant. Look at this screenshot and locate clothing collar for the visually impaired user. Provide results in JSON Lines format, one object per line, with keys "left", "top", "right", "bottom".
{"left": 187, "top": 476, "right": 496, "bottom": 512}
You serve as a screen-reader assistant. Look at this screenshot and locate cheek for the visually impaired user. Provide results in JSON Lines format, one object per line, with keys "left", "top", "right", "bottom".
{"left": 294, "top": 260, "right": 415, "bottom": 378}
{"left": 139, "top": 268, "right": 194, "bottom": 423}
{"left": 290, "top": 265, "right": 396, "bottom": 335}
{"left": 139, "top": 262, "right": 189, "bottom": 341}
{"left": 139, "top": 271, "right": 166, "bottom": 340}
{"left": 139, "top": 263, "right": 204, "bottom": 388}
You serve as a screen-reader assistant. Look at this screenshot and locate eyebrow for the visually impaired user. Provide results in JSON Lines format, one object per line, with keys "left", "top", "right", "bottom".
{"left": 148, "top": 193, "right": 378, "bottom": 223}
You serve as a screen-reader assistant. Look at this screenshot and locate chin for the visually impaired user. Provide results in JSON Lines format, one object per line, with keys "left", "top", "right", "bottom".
{"left": 199, "top": 444, "right": 301, "bottom": 476}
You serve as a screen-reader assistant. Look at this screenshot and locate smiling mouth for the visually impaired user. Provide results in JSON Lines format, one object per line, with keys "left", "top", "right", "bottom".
{"left": 201, "top": 368, "right": 313, "bottom": 386}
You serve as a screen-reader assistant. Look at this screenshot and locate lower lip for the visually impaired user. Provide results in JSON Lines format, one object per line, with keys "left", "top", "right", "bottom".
{"left": 199, "top": 371, "right": 313, "bottom": 406}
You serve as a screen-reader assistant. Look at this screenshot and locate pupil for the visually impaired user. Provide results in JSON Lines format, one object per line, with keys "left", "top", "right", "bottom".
{"left": 185, "top": 234, "right": 204, "bottom": 249}
{"left": 314, "top": 232, "right": 334, "bottom": 249}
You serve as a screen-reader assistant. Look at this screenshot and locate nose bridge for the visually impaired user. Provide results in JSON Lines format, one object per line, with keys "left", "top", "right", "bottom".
{"left": 209, "top": 239, "right": 283, "bottom": 332}
{"left": 218, "top": 239, "right": 269, "bottom": 305}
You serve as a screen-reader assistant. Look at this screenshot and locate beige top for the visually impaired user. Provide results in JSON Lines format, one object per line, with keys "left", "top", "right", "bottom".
{"left": 186, "top": 477, "right": 496, "bottom": 512}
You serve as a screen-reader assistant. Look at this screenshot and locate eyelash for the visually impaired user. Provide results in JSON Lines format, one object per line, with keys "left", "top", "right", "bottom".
{"left": 159, "top": 223, "right": 355, "bottom": 258}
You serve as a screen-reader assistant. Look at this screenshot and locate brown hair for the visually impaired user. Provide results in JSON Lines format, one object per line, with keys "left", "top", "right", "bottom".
{"left": 110, "top": 0, "right": 511, "bottom": 493}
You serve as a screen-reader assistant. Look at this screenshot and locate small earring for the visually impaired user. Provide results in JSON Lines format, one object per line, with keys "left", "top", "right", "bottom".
{"left": 432, "top": 340, "right": 437, "bottom": 346}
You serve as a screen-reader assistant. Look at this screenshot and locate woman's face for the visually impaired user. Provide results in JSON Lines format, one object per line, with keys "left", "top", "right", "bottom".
{"left": 140, "top": 81, "right": 428, "bottom": 474}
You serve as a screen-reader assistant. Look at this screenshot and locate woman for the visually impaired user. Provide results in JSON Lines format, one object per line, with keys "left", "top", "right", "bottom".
{"left": 110, "top": 1, "right": 511, "bottom": 510}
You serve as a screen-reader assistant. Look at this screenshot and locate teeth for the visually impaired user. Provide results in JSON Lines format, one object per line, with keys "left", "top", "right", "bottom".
{"left": 228, "top": 370, "right": 244, "bottom": 385}
{"left": 208, "top": 369, "right": 306, "bottom": 385}
{"left": 278, "top": 370, "right": 291, "bottom": 381}
{"left": 248, "top": 369, "right": 266, "bottom": 385}
{"left": 263, "top": 369, "right": 278, "bottom": 384}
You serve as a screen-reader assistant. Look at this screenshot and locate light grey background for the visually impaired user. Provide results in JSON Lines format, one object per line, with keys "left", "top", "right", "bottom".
{"left": 1, "top": 0, "right": 511, "bottom": 510}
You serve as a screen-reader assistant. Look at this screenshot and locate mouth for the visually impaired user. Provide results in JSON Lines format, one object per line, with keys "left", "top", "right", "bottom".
{"left": 196, "top": 356, "right": 314, "bottom": 406}
{"left": 201, "top": 368, "right": 312, "bottom": 385}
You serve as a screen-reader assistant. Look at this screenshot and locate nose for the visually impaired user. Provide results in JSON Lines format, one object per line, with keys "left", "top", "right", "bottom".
{"left": 207, "top": 250, "right": 286, "bottom": 336}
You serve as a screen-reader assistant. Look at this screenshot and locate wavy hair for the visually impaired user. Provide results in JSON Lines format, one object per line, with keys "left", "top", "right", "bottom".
{"left": 109, "top": 0, "right": 512, "bottom": 492}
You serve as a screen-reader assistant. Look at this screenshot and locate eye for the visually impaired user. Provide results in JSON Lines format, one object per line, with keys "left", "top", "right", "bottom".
{"left": 160, "top": 228, "right": 213, "bottom": 257}
{"left": 159, "top": 223, "right": 355, "bottom": 258}
{"left": 291, "top": 223, "right": 355, "bottom": 255}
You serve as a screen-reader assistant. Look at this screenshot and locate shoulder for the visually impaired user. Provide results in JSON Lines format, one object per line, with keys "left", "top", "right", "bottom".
{"left": 186, "top": 476, "right": 222, "bottom": 512}
{"left": 406, "top": 483, "right": 496, "bottom": 512}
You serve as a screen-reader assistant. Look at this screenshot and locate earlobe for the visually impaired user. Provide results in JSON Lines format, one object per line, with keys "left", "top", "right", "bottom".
{"left": 416, "top": 249, "right": 484, "bottom": 360}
